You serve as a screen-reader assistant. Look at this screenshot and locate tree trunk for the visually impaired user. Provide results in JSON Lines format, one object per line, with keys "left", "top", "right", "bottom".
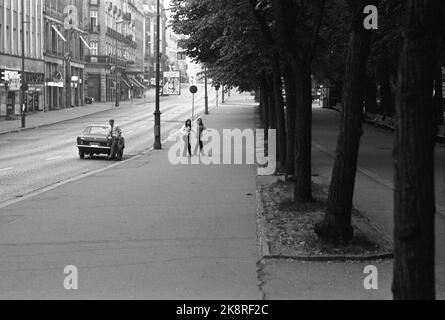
{"left": 267, "top": 78, "right": 277, "bottom": 130}
{"left": 392, "top": 0, "right": 442, "bottom": 300}
{"left": 293, "top": 61, "right": 313, "bottom": 202}
{"left": 283, "top": 63, "right": 297, "bottom": 176}
{"left": 272, "top": 55, "right": 287, "bottom": 171}
{"left": 261, "top": 77, "right": 270, "bottom": 134}
{"left": 314, "top": 1, "right": 373, "bottom": 243}
{"left": 434, "top": 66, "right": 444, "bottom": 130}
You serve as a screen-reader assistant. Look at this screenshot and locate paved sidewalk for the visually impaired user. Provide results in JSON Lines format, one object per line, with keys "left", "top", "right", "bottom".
{"left": 0, "top": 98, "right": 149, "bottom": 135}
{"left": 0, "top": 93, "right": 262, "bottom": 299}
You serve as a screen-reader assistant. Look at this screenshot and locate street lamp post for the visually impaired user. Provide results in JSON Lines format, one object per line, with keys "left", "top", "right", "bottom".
{"left": 115, "top": 20, "right": 122, "bottom": 108}
{"left": 204, "top": 67, "right": 209, "bottom": 115}
{"left": 222, "top": 85, "right": 225, "bottom": 104}
{"left": 20, "top": 0, "right": 26, "bottom": 128}
{"left": 66, "top": 29, "right": 73, "bottom": 109}
{"left": 153, "top": 0, "right": 162, "bottom": 150}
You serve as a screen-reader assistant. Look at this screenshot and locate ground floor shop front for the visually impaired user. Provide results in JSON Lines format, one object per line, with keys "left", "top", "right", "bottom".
{"left": 0, "top": 71, "right": 45, "bottom": 117}
{"left": 44, "top": 59, "right": 85, "bottom": 111}
{"left": 86, "top": 69, "right": 145, "bottom": 103}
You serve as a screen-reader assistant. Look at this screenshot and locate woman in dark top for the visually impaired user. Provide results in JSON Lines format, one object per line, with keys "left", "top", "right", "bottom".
{"left": 197, "top": 118, "right": 206, "bottom": 153}
{"left": 184, "top": 119, "right": 192, "bottom": 157}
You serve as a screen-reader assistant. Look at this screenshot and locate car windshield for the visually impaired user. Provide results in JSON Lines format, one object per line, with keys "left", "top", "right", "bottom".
{"left": 85, "top": 126, "right": 109, "bottom": 135}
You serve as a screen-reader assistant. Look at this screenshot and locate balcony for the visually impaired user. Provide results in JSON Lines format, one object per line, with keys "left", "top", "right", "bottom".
{"left": 123, "top": 13, "right": 132, "bottom": 22}
{"left": 106, "top": 28, "right": 137, "bottom": 49}
{"left": 89, "top": 25, "right": 100, "bottom": 33}
{"left": 85, "top": 55, "right": 128, "bottom": 68}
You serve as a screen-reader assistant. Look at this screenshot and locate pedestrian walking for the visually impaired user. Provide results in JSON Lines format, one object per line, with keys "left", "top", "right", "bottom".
{"left": 183, "top": 119, "right": 192, "bottom": 157}
{"left": 197, "top": 118, "right": 206, "bottom": 154}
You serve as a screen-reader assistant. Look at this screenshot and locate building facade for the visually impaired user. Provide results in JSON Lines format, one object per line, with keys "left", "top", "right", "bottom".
{"left": 0, "top": 0, "right": 45, "bottom": 117}
{"left": 85, "top": 0, "right": 145, "bottom": 103}
{"left": 43, "top": 0, "right": 88, "bottom": 110}
{"left": 125, "top": 0, "right": 146, "bottom": 98}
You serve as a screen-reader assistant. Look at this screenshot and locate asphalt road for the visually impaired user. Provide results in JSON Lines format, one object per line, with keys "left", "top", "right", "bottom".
{"left": 0, "top": 86, "right": 216, "bottom": 205}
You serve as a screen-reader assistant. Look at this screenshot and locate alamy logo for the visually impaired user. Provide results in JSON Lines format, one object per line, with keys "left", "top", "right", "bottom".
{"left": 63, "top": 265, "right": 78, "bottom": 290}
{"left": 167, "top": 128, "right": 277, "bottom": 175}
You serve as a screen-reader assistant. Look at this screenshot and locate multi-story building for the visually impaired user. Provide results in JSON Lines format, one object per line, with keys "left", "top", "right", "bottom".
{"left": 85, "top": 0, "right": 145, "bottom": 103}
{"left": 0, "top": 0, "right": 45, "bottom": 117}
{"left": 125, "top": 0, "right": 146, "bottom": 98}
{"left": 43, "top": 0, "right": 88, "bottom": 110}
{"left": 165, "top": 27, "right": 178, "bottom": 71}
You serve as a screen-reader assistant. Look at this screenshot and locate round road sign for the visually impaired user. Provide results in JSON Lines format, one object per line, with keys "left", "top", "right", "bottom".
{"left": 190, "top": 85, "right": 198, "bottom": 94}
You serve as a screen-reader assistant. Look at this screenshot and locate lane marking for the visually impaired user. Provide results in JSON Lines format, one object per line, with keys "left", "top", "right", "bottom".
{"left": 140, "top": 125, "right": 147, "bottom": 129}
{"left": 46, "top": 156, "right": 63, "bottom": 161}
{"left": 0, "top": 167, "right": 13, "bottom": 173}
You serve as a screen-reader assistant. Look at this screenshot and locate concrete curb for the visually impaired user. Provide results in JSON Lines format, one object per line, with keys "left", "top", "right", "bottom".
{"left": 0, "top": 106, "right": 115, "bottom": 136}
{"left": 256, "top": 187, "right": 271, "bottom": 258}
{"left": 263, "top": 253, "right": 393, "bottom": 262}
{"left": 255, "top": 180, "right": 393, "bottom": 262}
{"left": 0, "top": 98, "right": 153, "bottom": 136}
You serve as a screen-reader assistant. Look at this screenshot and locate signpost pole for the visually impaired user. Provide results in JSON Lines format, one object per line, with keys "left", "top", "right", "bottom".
{"left": 153, "top": 0, "right": 162, "bottom": 150}
{"left": 204, "top": 67, "right": 209, "bottom": 115}
{"left": 192, "top": 93, "right": 195, "bottom": 122}
{"left": 20, "top": 0, "right": 26, "bottom": 128}
{"left": 189, "top": 85, "right": 198, "bottom": 122}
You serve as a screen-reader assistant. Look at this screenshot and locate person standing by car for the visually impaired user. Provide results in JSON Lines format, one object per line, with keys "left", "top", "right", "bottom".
{"left": 107, "top": 119, "right": 122, "bottom": 161}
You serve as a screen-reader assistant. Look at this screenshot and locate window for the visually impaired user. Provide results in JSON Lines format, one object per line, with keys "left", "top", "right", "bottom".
{"left": 90, "top": 41, "right": 98, "bottom": 56}
{"left": 90, "top": 11, "right": 98, "bottom": 27}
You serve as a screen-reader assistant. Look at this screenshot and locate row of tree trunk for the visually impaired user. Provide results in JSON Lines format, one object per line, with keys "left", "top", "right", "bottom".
{"left": 257, "top": 0, "right": 443, "bottom": 300}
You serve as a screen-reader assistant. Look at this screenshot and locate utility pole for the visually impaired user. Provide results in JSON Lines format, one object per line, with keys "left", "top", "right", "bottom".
{"left": 153, "top": 0, "right": 162, "bottom": 150}
{"left": 204, "top": 67, "right": 209, "bottom": 115}
{"left": 216, "top": 88, "right": 219, "bottom": 108}
{"left": 222, "top": 85, "right": 225, "bottom": 104}
{"left": 115, "top": 20, "right": 120, "bottom": 108}
{"left": 20, "top": 0, "right": 26, "bottom": 128}
{"left": 66, "top": 30, "right": 72, "bottom": 109}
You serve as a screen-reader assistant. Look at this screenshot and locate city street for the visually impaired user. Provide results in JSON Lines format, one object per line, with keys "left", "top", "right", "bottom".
{"left": 0, "top": 0, "right": 443, "bottom": 304}
{"left": 0, "top": 85, "right": 216, "bottom": 206}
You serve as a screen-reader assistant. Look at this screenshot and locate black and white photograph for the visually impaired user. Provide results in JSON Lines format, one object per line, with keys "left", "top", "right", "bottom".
{"left": 0, "top": 0, "right": 444, "bottom": 307}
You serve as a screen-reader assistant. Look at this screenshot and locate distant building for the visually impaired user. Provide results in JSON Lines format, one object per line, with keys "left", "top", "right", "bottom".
{"left": 43, "top": 0, "right": 88, "bottom": 110}
{"left": 85, "top": 0, "right": 145, "bottom": 103}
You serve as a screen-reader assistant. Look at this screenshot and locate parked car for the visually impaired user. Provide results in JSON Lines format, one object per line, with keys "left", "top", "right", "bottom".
{"left": 85, "top": 96, "right": 95, "bottom": 104}
{"left": 76, "top": 125, "right": 125, "bottom": 159}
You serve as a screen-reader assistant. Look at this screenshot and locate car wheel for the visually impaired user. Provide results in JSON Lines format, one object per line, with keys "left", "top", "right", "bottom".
{"left": 79, "top": 151, "right": 85, "bottom": 159}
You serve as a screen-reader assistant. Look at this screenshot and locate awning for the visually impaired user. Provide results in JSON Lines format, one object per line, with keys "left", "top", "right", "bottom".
{"left": 128, "top": 77, "right": 145, "bottom": 89}
{"left": 121, "top": 78, "right": 131, "bottom": 89}
{"left": 79, "top": 35, "right": 92, "bottom": 50}
{"left": 52, "top": 25, "right": 67, "bottom": 42}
